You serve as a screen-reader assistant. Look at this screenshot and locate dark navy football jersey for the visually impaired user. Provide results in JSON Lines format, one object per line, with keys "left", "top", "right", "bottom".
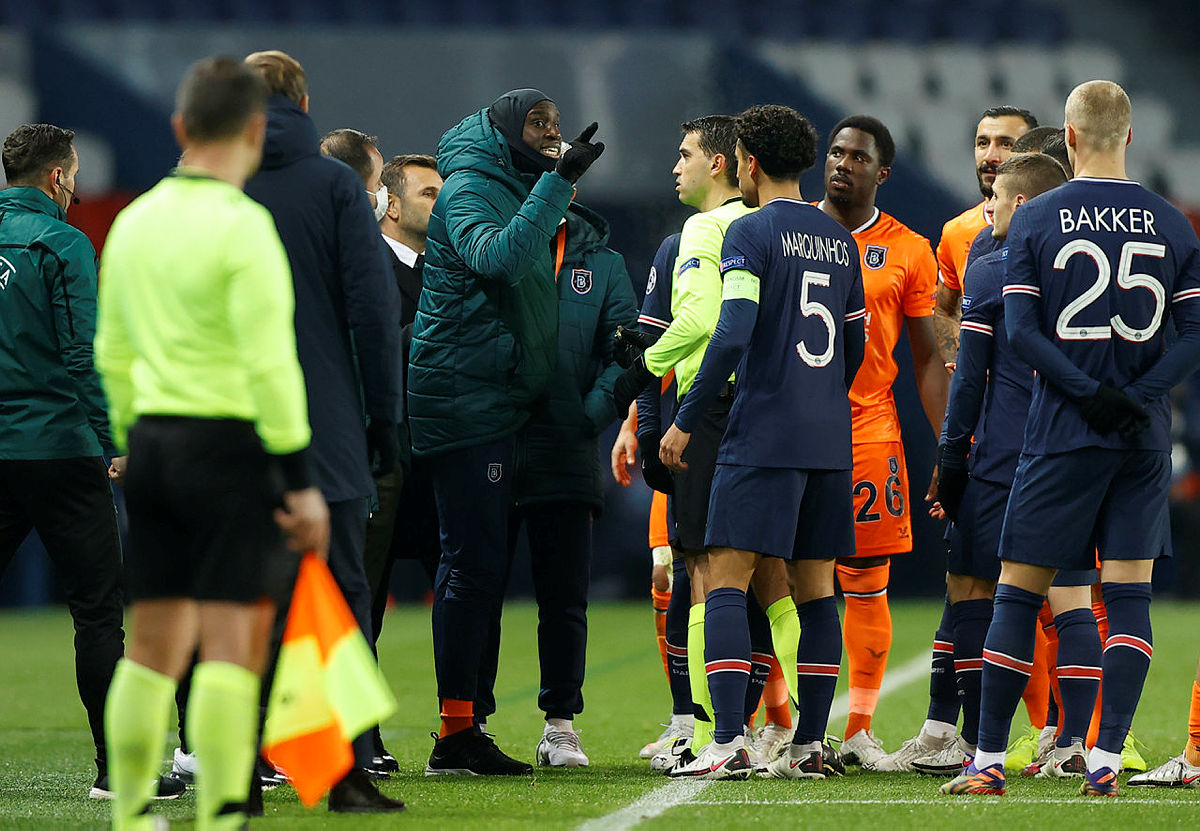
{"left": 943, "top": 248, "right": 1032, "bottom": 485}
{"left": 965, "top": 224, "right": 1002, "bottom": 279}
{"left": 1004, "top": 177, "right": 1200, "bottom": 454}
{"left": 677, "top": 199, "right": 864, "bottom": 469}
{"left": 635, "top": 233, "right": 680, "bottom": 439}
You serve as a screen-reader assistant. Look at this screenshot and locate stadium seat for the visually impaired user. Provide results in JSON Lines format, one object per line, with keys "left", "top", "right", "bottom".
{"left": 937, "top": 0, "right": 1008, "bottom": 46}
{"left": 767, "top": 40, "right": 866, "bottom": 113}
{"left": 994, "top": 44, "right": 1060, "bottom": 108}
{"left": 872, "top": 0, "right": 939, "bottom": 45}
{"left": 1057, "top": 43, "right": 1125, "bottom": 88}
{"left": 860, "top": 42, "right": 929, "bottom": 102}
{"left": 1130, "top": 96, "right": 1175, "bottom": 154}
{"left": 0, "top": 76, "right": 36, "bottom": 148}
{"left": 925, "top": 44, "right": 994, "bottom": 106}
{"left": 624, "top": 0, "right": 671, "bottom": 28}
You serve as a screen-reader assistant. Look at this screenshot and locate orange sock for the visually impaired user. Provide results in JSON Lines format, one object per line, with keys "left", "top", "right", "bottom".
{"left": 653, "top": 586, "right": 671, "bottom": 682}
{"left": 1186, "top": 680, "right": 1200, "bottom": 766}
{"left": 439, "top": 698, "right": 474, "bottom": 738}
{"left": 1022, "top": 626, "right": 1050, "bottom": 730}
{"left": 837, "top": 561, "right": 891, "bottom": 739}
{"left": 1087, "top": 596, "right": 1108, "bottom": 747}
{"left": 763, "top": 656, "right": 793, "bottom": 729}
{"left": 1039, "top": 601, "right": 1062, "bottom": 737}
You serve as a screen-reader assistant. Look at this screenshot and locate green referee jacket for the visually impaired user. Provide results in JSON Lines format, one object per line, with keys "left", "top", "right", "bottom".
{"left": 0, "top": 186, "right": 114, "bottom": 459}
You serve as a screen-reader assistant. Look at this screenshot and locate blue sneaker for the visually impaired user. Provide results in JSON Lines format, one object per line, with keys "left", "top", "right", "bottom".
{"left": 940, "top": 762, "right": 1006, "bottom": 795}
{"left": 1080, "top": 766, "right": 1120, "bottom": 797}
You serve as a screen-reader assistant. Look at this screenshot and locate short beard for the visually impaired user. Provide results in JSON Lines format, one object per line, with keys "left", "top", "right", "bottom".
{"left": 977, "top": 168, "right": 996, "bottom": 198}
{"left": 827, "top": 190, "right": 854, "bottom": 209}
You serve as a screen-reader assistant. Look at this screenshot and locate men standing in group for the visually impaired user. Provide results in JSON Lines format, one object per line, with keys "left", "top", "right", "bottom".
{"left": 933, "top": 107, "right": 1037, "bottom": 367}
{"left": 944, "top": 80, "right": 1200, "bottom": 798}
{"left": 813, "top": 116, "right": 948, "bottom": 768}
{"left": 320, "top": 128, "right": 389, "bottom": 224}
{"left": 242, "top": 50, "right": 404, "bottom": 811}
{"left": 409, "top": 89, "right": 605, "bottom": 774}
{"left": 0, "top": 123, "right": 153, "bottom": 799}
{"left": 657, "top": 103, "right": 865, "bottom": 780}
{"left": 96, "top": 56, "right": 330, "bottom": 831}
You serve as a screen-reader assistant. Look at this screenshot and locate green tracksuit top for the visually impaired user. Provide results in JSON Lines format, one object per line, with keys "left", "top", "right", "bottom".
{"left": 0, "top": 186, "right": 115, "bottom": 459}
{"left": 94, "top": 170, "right": 310, "bottom": 456}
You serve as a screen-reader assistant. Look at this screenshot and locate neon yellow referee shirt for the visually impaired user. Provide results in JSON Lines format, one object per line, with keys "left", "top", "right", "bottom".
{"left": 95, "top": 169, "right": 310, "bottom": 456}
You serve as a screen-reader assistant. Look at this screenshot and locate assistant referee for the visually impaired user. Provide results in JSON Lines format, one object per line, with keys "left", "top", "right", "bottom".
{"left": 95, "top": 57, "right": 328, "bottom": 831}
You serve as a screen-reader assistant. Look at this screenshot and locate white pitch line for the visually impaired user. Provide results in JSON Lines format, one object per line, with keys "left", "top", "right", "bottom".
{"left": 578, "top": 650, "right": 934, "bottom": 830}
{"left": 690, "top": 797, "right": 1200, "bottom": 806}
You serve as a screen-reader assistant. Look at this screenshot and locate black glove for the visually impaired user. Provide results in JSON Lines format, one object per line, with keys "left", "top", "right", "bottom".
{"left": 366, "top": 420, "right": 400, "bottom": 477}
{"left": 936, "top": 445, "right": 969, "bottom": 524}
{"left": 612, "top": 356, "right": 656, "bottom": 416}
{"left": 613, "top": 325, "right": 658, "bottom": 370}
{"left": 1076, "top": 384, "right": 1150, "bottom": 441}
{"left": 555, "top": 122, "right": 605, "bottom": 184}
{"left": 639, "top": 433, "right": 674, "bottom": 495}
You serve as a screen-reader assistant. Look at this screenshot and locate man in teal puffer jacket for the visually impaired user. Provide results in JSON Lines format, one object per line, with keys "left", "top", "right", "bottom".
{"left": 474, "top": 202, "right": 637, "bottom": 767}
{"left": 412, "top": 89, "right": 606, "bottom": 775}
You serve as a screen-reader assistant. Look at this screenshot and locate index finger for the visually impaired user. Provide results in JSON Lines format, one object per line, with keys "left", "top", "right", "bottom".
{"left": 575, "top": 122, "right": 598, "bottom": 144}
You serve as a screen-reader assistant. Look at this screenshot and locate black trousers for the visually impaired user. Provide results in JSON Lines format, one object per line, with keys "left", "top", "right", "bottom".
{"left": 476, "top": 501, "right": 593, "bottom": 722}
{"left": 0, "top": 457, "right": 124, "bottom": 768}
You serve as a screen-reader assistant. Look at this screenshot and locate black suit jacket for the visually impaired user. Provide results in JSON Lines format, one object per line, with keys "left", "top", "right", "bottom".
{"left": 387, "top": 246, "right": 423, "bottom": 372}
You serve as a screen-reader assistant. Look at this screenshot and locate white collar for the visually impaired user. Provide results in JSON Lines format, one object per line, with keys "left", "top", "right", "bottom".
{"left": 816, "top": 200, "right": 880, "bottom": 234}
{"left": 382, "top": 234, "right": 420, "bottom": 268}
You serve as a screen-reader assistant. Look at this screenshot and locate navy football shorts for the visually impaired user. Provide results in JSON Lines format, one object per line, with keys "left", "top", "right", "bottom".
{"left": 705, "top": 463, "right": 854, "bottom": 560}
{"left": 949, "top": 476, "right": 1098, "bottom": 585}
{"left": 999, "top": 448, "right": 1171, "bottom": 571}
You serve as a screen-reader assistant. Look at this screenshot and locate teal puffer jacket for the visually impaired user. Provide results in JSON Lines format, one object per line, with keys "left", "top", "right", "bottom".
{"left": 408, "top": 107, "right": 576, "bottom": 455}
{"left": 513, "top": 203, "right": 638, "bottom": 512}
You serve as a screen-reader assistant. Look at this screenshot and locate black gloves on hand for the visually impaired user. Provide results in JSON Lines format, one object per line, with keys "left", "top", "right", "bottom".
{"left": 612, "top": 357, "right": 656, "bottom": 417}
{"left": 1076, "top": 384, "right": 1150, "bottom": 441}
{"left": 639, "top": 433, "right": 675, "bottom": 495}
{"left": 936, "top": 445, "right": 969, "bottom": 524}
{"left": 613, "top": 325, "right": 658, "bottom": 370}
{"left": 555, "top": 122, "right": 605, "bottom": 184}
{"left": 366, "top": 420, "right": 400, "bottom": 477}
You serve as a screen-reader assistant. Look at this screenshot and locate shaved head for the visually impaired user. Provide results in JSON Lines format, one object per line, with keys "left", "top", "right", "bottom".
{"left": 1065, "top": 80, "right": 1131, "bottom": 153}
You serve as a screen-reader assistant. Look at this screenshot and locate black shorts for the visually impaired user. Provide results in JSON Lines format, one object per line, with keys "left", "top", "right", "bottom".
{"left": 668, "top": 389, "right": 732, "bottom": 552}
{"left": 123, "top": 416, "right": 292, "bottom": 604}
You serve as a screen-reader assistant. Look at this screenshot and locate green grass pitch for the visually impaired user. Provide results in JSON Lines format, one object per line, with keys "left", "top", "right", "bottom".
{"left": 1, "top": 599, "right": 1198, "bottom": 828}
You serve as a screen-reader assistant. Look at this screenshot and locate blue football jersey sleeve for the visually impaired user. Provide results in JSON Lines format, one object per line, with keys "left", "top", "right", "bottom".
{"left": 635, "top": 233, "right": 680, "bottom": 440}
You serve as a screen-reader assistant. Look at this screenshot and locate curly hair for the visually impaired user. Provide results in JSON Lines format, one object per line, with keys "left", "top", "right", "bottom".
{"left": 2, "top": 124, "right": 74, "bottom": 185}
{"left": 735, "top": 105, "right": 818, "bottom": 180}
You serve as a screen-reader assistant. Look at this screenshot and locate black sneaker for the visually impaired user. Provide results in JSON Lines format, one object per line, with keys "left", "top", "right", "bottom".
{"left": 89, "top": 774, "right": 186, "bottom": 800}
{"left": 425, "top": 728, "right": 533, "bottom": 776}
{"left": 371, "top": 726, "right": 400, "bottom": 774}
{"left": 821, "top": 741, "right": 847, "bottom": 776}
{"left": 328, "top": 767, "right": 406, "bottom": 813}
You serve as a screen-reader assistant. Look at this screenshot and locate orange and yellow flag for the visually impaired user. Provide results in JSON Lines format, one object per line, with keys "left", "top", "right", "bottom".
{"left": 262, "top": 553, "right": 397, "bottom": 807}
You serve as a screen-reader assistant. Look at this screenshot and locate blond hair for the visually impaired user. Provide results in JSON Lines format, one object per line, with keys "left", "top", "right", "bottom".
{"left": 1064, "top": 80, "right": 1131, "bottom": 153}
{"left": 244, "top": 50, "right": 307, "bottom": 104}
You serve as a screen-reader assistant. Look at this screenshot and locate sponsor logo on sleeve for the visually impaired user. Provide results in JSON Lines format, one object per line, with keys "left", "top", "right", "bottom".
{"left": 720, "top": 255, "right": 746, "bottom": 273}
{"left": 961, "top": 295, "right": 973, "bottom": 311}
{"left": 571, "top": 269, "right": 593, "bottom": 295}
{"left": 677, "top": 257, "right": 701, "bottom": 275}
{"left": 864, "top": 244, "right": 888, "bottom": 270}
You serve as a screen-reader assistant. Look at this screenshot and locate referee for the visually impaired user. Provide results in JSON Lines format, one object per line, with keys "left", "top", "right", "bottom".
{"left": 95, "top": 57, "right": 329, "bottom": 831}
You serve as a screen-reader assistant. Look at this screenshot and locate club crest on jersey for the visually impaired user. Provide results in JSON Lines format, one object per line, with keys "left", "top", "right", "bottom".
{"left": 487, "top": 463, "right": 503, "bottom": 483}
{"left": 571, "top": 269, "right": 593, "bottom": 295}
{"left": 0, "top": 256, "right": 14, "bottom": 290}
{"left": 864, "top": 245, "right": 887, "bottom": 270}
{"left": 645, "top": 266, "right": 657, "bottom": 295}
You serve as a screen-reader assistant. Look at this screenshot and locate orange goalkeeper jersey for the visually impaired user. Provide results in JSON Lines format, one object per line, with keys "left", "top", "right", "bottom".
{"left": 935, "top": 199, "right": 990, "bottom": 293}
{"left": 839, "top": 206, "right": 938, "bottom": 443}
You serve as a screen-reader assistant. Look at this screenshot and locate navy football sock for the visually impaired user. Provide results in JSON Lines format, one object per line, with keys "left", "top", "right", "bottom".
{"left": 927, "top": 597, "right": 960, "bottom": 726}
{"left": 1096, "top": 582, "right": 1153, "bottom": 755}
{"left": 1052, "top": 608, "right": 1101, "bottom": 747}
{"left": 794, "top": 596, "right": 841, "bottom": 745}
{"left": 745, "top": 595, "right": 773, "bottom": 725}
{"left": 704, "top": 587, "right": 750, "bottom": 744}
{"left": 951, "top": 597, "right": 992, "bottom": 747}
{"left": 665, "top": 558, "right": 692, "bottom": 716}
{"left": 977, "top": 584, "right": 1043, "bottom": 754}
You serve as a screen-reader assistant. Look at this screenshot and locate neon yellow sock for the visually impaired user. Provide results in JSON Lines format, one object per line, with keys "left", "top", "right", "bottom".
{"left": 105, "top": 658, "right": 174, "bottom": 831}
{"left": 187, "top": 662, "right": 260, "bottom": 831}
{"left": 766, "top": 596, "right": 801, "bottom": 708}
{"left": 687, "top": 603, "right": 714, "bottom": 748}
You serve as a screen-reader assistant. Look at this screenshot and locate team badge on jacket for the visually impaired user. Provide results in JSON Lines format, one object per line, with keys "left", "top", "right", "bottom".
{"left": 0, "top": 256, "right": 13, "bottom": 290}
{"left": 864, "top": 244, "right": 888, "bottom": 270}
{"left": 571, "top": 269, "right": 593, "bottom": 295}
{"left": 487, "top": 463, "right": 503, "bottom": 483}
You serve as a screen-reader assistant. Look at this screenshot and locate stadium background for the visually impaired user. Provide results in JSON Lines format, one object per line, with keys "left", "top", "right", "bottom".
{"left": 2, "top": 0, "right": 1199, "bottom": 606}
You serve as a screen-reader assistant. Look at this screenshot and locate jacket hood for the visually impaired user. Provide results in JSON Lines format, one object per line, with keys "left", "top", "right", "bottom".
{"left": 260, "top": 94, "right": 320, "bottom": 170}
{"left": 436, "top": 108, "right": 539, "bottom": 196}
{"left": 0, "top": 186, "right": 66, "bottom": 221}
{"left": 565, "top": 202, "right": 610, "bottom": 255}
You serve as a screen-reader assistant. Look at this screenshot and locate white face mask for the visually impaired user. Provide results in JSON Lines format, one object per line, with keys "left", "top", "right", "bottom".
{"left": 369, "top": 183, "right": 388, "bottom": 222}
